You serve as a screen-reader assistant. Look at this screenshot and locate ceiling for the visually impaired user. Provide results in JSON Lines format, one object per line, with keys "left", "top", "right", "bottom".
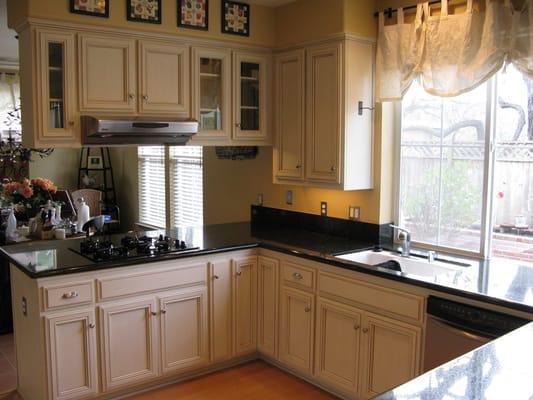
{"left": 247, "top": 0, "right": 297, "bottom": 7}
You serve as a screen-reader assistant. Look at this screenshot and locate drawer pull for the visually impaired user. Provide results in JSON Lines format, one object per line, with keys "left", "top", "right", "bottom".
{"left": 88, "top": 323, "right": 95, "bottom": 329}
{"left": 236, "top": 271, "right": 242, "bottom": 277}
{"left": 354, "top": 324, "right": 360, "bottom": 330}
{"left": 292, "top": 272, "right": 303, "bottom": 280}
{"left": 362, "top": 328, "right": 369, "bottom": 333}
{"left": 161, "top": 309, "right": 167, "bottom": 314}
{"left": 213, "top": 275, "right": 220, "bottom": 280}
{"left": 62, "top": 291, "right": 79, "bottom": 299}
{"left": 151, "top": 311, "right": 157, "bottom": 316}
{"left": 304, "top": 306, "right": 311, "bottom": 313}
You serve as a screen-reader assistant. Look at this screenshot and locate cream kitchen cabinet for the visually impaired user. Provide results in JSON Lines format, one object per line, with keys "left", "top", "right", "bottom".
{"left": 233, "top": 256, "right": 258, "bottom": 356}
{"left": 273, "top": 49, "right": 305, "bottom": 181}
{"left": 45, "top": 309, "right": 98, "bottom": 400}
{"left": 257, "top": 256, "right": 279, "bottom": 357}
{"left": 209, "top": 258, "right": 234, "bottom": 362}
{"left": 99, "top": 297, "right": 159, "bottom": 392}
{"left": 274, "top": 38, "right": 375, "bottom": 190}
{"left": 79, "top": 34, "right": 189, "bottom": 116}
{"left": 191, "top": 47, "right": 232, "bottom": 142}
{"left": 78, "top": 34, "right": 137, "bottom": 113}
{"left": 19, "top": 28, "right": 79, "bottom": 148}
{"left": 359, "top": 313, "right": 422, "bottom": 399}
{"left": 158, "top": 288, "right": 209, "bottom": 375}
{"left": 279, "top": 286, "right": 315, "bottom": 375}
{"left": 314, "top": 298, "right": 361, "bottom": 396}
{"left": 233, "top": 52, "right": 270, "bottom": 142}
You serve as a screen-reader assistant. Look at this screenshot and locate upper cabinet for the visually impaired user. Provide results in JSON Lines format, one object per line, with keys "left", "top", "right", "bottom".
{"left": 139, "top": 41, "right": 189, "bottom": 115}
{"left": 20, "top": 28, "right": 78, "bottom": 148}
{"left": 190, "top": 47, "right": 232, "bottom": 142}
{"left": 233, "top": 52, "right": 270, "bottom": 142}
{"left": 274, "top": 39, "right": 375, "bottom": 190}
{"left": 79, "top": 34, "right": 137, "bottom": 113}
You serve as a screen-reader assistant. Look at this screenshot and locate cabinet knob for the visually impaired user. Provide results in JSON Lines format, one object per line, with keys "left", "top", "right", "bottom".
{"left": 128, "top": 93, "right": 135, "bottom": 100}
{"left": 296, "top": 164, "right": 302, "bottom": 169}
{"left": 304, "top": 306, "right": 311, "bottom": 313}
{"left": 213, "top": 275, "right": 220, "bottom": 280}
{"left": 292, "top": 272, "right": 303, "bottom": 280}
{"left": 62, "top": 291, "right": 79, "bottom": 299}
{"left": 161, "top": 309, "right": 167, "bottom": 314}
{"left": 330, "top": 165, "right": 336, "bottom": 172}
{"left": 362, "top": 328, "right": 369, "bottom": 333}
{"left": 354, "top": 324, "right": 360, "bottom": 330}
{"left": 142, "top": 95, "right": 148, "bottom": 101}
{"left": 68, "top": 121, "right": 75, "bottom": 126}
{"left": 236, "top": 271, "right": 242, "bottom": 276}
{"left": 235, "top": 123, "right": 241, "bottom": 128}
{"left": 151, "top": 311, "right": 157, "bottom": 316}
{"left": 88, "top": 323, "right": 95, "bottom": 329}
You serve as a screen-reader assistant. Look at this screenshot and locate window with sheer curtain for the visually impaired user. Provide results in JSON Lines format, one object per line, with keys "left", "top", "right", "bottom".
{"left": 137, "top": 146, "right": 203, "bottom": 229}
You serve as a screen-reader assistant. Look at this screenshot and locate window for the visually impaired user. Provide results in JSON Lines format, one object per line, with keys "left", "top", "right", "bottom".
{"left": 138, "top": 146, "right": 203, "bottom": 229}
{"left": 398, "top": 65, "right": 532, "bottom": 261}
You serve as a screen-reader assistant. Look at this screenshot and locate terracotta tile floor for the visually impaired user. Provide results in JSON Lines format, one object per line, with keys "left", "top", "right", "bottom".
{"left": 0, "top": 334, "right": 16, "bottom": 395}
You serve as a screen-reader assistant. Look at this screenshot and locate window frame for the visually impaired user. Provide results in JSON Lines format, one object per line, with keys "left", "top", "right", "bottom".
{"left": 393, "top": 75, "right": 516, "bottom": 261}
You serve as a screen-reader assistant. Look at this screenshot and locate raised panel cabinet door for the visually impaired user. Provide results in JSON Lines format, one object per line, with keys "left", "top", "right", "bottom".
{"left": 79, "top": 34, "right": 137, "bottom": 112}
{"left": 233, "top": 256, "right": 258, "bottom": 356}
{"left": 191, "top": 47, "right": 231, "bottom": 141}
{"left": 359, "top": 313, "right": 422, "bottom": 399}
{"left": 209, "top": 259, "right": 233, "bottom": 362}
{"left": 279, "top": 286, "right": 315, "bottom": 375}
{"left": 159, "top": 287, "right": 208, "bottom": 374}
{"left": 257, "top": 256, "right": 279, "bottom": 358}
{"left": 233, "top": 52, "right": 269, "bottom": 141}
{"left": 305, "top": 43, "right": 342, "bottom": 183}
{"left": 45, "top": 309, "right": 98, "bottom": 400}
{"left": 315, "top": 298, "right": 361, "bottom": 396}
{"left": 139, "top": 41, "right": 190, "bottom": 115}
{"left": 274, "top": 49, "right": 305, "bottom": 180}
{"left": 99, "top": 298, "right": 159, "bottom": 391}
{"left": 36, "top": 29, "right": 78, "bottom": 144}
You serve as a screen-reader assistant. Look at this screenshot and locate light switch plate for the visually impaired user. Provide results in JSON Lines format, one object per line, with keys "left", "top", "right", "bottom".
{"left": 349, "top": 206, "right": 361, "bottom": 221}
{"left": 286, "top": 190, "right": 293, "bottom": 205}
{"left": 257, "top": 193, "right": 263, "bottom": 206}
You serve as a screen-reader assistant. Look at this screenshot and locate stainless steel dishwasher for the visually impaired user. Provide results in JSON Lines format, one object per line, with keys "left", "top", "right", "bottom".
{"left": 424, "top": 296, "right": 529, "bottom": 372}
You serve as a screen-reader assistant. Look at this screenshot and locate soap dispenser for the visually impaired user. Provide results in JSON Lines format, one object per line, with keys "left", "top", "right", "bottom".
{"left": 76, "top": 198, "right": 90, "bottom": 233}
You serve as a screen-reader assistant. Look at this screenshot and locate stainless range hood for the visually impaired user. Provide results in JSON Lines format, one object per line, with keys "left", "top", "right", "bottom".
{"left": 81, "top": 116, "right": 199, "bottom": 145}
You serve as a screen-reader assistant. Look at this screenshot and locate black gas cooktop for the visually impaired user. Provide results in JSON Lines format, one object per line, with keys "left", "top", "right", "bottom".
{"left": 70, "top": 233, "right": 199, "bottom": 262}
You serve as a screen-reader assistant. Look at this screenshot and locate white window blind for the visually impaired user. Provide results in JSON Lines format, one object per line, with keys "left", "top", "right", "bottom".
{"left": 169, "top": 146, "right": 203, "bottom": 227}
{"left": 138, "top": 146, "right": 166, "bottom": 228}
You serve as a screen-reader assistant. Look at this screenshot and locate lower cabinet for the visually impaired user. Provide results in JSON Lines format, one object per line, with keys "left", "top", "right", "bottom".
{"left": 359, "top": 313, "right": 422, "bottom": 399}
{"left": 257, "top": 256, "right": 279, "bottom": 357}
{"left": 233, "top": 256, "right": 258, "bottom": 356}
{"left": 99, "top": 297, "right": 159, "bottom": 392}
{"left": 279, "top": 286, "right": 315, "bottom": 375}
{"left": 159, "top": 288, "right": 208, "bottom": 375}
{"left": 314, "top": 299, "right": 361, "bottom": 396}
{"left": 209, "top": 259, "right": 234, "bottom": 362}
{"left": 45, "top": 310, "right": 99, "bottom": 400}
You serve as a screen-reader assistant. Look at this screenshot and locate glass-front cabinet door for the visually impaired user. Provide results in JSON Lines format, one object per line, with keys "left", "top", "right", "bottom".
{"left": 191, "top": 47, "right": 231, "bottom": 142}
{"left": 233, "top": 52, "right": 269, "bottom": 141}
{"left": 36, "top": 29, "right": 77, "bottom": 144}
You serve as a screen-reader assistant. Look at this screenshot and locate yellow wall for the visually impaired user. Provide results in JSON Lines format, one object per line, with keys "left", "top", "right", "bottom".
{"left": 8, "top": 0, "right": 276, "bottom": 47}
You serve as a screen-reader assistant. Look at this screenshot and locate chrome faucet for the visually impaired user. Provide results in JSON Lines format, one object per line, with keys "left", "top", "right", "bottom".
{"left": 390, "top": 224, "right": 411, "bottom": 257}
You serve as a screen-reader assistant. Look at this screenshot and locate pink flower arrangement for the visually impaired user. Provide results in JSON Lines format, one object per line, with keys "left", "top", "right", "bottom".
{"left": 2, "top": 177, "right": 58, "bottom": 217}
{"left": 31, "top": 178, "right": 57, "bottom": 194}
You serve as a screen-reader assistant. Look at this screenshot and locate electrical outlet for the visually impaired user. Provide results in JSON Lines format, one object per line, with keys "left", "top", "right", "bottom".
{"left": 321, "top": 201, "right": 328, "bottom": 216}
{"left": 22, "top": 296, "right": 27, "bottom": 317}
{"left": 286, "top": 190, "right": 293, "bottom": 205}
{"left": 257, "top": 193, "right": 263, "bottom": 206}
{"left": 349, "top": 206, "right": 361, "bottom": 221}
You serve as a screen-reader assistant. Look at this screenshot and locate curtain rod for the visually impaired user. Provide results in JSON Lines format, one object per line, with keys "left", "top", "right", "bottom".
{"left": 374, "top": 0, "right": 449, "bottom": 17}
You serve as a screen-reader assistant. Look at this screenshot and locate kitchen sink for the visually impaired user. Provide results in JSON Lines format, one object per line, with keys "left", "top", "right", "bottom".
{"left": 335, "top": 250, "right": 469, "bottom": 278}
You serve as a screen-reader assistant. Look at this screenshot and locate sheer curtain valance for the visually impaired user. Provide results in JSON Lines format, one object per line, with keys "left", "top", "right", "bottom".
{"left": 376, "top": 0, "right": 532, "bottom": 101}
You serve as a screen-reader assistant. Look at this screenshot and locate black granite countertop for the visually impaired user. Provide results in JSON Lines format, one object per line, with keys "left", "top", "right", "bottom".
{"left": 373, "top": 321, "right": 533, "bottom": 400}
{"left": 2, "top": 222, "right": 533, "bottom": 314}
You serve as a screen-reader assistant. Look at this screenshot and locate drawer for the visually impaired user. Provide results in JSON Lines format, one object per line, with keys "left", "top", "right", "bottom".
{"left": 43, "top": 281, "right": 94, "bottom": 311}
{"left": 318, "top": 272, "right": 424, "bottom": 323}
{"left": 97, "top": 263, "right": 207, "bottom": 301}
{"left": 281, "top": 262, "right": 315, "bottom": 291}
